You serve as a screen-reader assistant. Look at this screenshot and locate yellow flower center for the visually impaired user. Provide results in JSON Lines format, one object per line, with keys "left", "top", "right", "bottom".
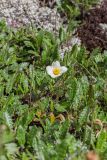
{"left": 53, "top": 67, "right": 61, "bottom": 75}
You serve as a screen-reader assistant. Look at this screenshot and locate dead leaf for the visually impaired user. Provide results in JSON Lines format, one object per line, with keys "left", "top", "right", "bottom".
{"left": 50, "top": 112, "right": 55, "bottom": 124}
{"left": 86, "top": 151, "right": 100, "bottom": 160}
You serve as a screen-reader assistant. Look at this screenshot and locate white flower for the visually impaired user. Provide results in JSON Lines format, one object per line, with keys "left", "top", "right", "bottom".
{"left": 46, "top": 61, "right": 67, "bottom": 78}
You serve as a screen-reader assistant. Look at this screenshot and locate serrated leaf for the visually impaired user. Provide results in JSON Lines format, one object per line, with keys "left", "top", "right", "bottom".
{"left": 17, "top": 125, "right": 26, "bottom": 146}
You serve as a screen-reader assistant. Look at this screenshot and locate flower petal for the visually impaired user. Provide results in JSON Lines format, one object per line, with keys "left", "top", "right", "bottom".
{"left": 46, "top": 62, "right": 67, "bottom": 78}
{"left": 61, "top": 66, "right": 68, "bottom": 73}
{"left": 46, "top": 66, "right": 53, "bottom": 75}
{"left": 51, "top": 74, "right": 60, "bottom": 78}
{"left": 46, "top": 66, "right": 60, "bottom": 78}
{"left": 52, "top": 61, "right": 60, "bottom": 67}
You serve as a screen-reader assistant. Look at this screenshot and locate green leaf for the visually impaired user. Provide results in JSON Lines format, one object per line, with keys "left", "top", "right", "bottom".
{"left": 96, "top": 130, "right": 107, "bottom": 153}
{"left": 66, "top": 78, "right": 77, "bottom": 103}
{"left": 24, "top": 41, "right": 35, "bottom": 49}
{"left": 6, "top": 74, "right": 16, "bottom": 94}
{"left": 42, "top": 50, "right": 47, "bottom": 64}
{"left": 55, "top": 103, "right": 67, "bottom": 112}
{"left": 4, "top": 112, "right": 13, "bottom": 129}
{"left": 17, "top": 125, "right": 26, "bottom": 146}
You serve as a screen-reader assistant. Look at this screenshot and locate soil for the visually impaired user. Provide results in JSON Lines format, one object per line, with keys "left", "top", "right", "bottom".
{"left": 77, "top": 0, "right": 107, "bottom": 52}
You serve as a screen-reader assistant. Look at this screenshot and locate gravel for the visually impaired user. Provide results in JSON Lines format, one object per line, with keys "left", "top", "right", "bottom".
{"left": 0, "top": 0, "right": 65, "bottom": 33}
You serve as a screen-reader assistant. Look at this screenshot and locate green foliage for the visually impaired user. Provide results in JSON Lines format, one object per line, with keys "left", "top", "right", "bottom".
{"left": 57, "top": 0, "right": 100, "bottom": 33}
{"left": 96, "top": 130, "right": 107, "bottom": 159}
{"left": 0, "top": 17, "right": 106, "bottom": 160}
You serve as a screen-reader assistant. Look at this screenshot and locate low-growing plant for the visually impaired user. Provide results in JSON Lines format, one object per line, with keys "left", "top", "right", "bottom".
{"left": 57, "top": 0, "right": 100, "bottom": 33}
{"left": 0, "top": 20, "right": 106, "bottom": 160}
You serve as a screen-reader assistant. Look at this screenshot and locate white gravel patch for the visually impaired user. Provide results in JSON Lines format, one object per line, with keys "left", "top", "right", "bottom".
{"left": 99, "top": 23, "right": 107, "bottom": 30}
{"left": 0, "top": 0, "right": 65, "bottom": 32}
